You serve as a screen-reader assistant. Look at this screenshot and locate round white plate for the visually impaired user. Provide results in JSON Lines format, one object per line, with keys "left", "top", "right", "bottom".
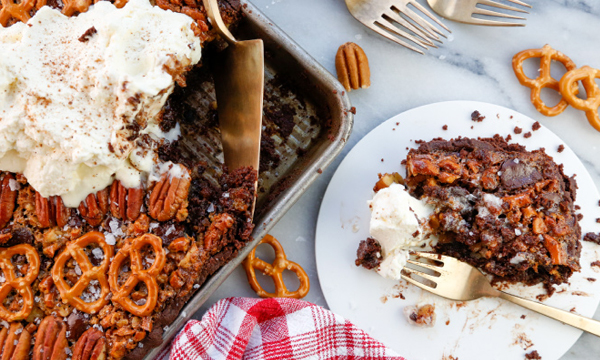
{"left": 315, "top": 101, "right": 600, "bottom": 360}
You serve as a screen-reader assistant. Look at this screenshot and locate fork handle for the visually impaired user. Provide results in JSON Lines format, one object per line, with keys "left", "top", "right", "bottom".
{"left": 498, "top": 291, "right": 600, "bottom": 337}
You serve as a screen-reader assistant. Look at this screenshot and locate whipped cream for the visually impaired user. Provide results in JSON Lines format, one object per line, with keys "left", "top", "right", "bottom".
{"left": 0, "top": 0, "right": 201, "bottom": 207}
{"left": 368, "top": 183, "right": 434, "bottom": 280}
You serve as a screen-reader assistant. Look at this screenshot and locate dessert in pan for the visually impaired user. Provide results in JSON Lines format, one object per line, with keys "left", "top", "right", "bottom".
{"left": 0, "top": 0, "right": 272, "bottom": 359}
{"left": 357, "top": 135, "right": 582, "bottom": 297}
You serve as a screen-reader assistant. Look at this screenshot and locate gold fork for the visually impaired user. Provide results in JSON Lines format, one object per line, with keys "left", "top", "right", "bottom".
{"left": 344, "top": 0, "right": 451, "bottom": 54}
{"left": 402, "top": 252, "right": 600, "bottom": 336}
{"left": 426, "top": 0, "right": 531, "bottom": 26}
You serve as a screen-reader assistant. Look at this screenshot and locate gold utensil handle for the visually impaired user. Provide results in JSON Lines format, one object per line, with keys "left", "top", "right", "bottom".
{"left": 498, "top": 291, "right": 600, "bottom": 337}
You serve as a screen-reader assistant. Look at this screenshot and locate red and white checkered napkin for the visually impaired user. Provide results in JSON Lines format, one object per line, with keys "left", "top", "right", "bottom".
{"left": 158, "top": 297, "right": 405, "bottom": 360}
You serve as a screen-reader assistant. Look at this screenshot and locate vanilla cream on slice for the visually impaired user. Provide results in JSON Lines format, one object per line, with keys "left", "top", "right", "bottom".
{"left": 0, "top": 0, "right": 201, "bottom": 207}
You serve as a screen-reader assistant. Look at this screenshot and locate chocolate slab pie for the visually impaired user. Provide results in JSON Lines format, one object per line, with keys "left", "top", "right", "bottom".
{"left": 360, "top": 135, "right": 582, "bottom": 296}
{"left": 0, "top": 0, "right": 266, "bottom": 359}
{"left": 407, "top": 136, "right": 581, "bottom": 293}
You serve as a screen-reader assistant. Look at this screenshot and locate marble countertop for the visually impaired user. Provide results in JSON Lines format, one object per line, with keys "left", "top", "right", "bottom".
{"left": 193, "top": 0, "right": 600, "bottom": 358}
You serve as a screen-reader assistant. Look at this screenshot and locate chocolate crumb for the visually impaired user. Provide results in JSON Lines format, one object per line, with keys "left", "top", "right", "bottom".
{"left": 524, "top": 132, "right": 532, "bottom": 138}
{"left": 520, "top": 315, "right": 526, "bottom": 319}
{"left": 78, "top": 26, "right": 97, "bottom": 42}
{"left": 587, "top": 278, "right": 596, "bottom": 282}
{"left": 317, "top": 169, "right": 323, "bottom": 174}
{"left": 577, "top": 213, "right": 584, "bottom": 221}
{"left": 592, "top": 261, "right": 600, "bottom": 268}
{"left": 471, "top": 110, "right": 485, "bottom": 122}
{"left": 510, "top": 115, "right": 514, "bottom": 119}
{"left": 381, "top": 158, "right": 384, "bottom": 162}
{"left": 574, "top": 205, "right": 580, "bottom": 210}
{"left": 396, "top": 122, "right": 399, "bottom": 126}
{"left": 532, "top": 121, "right": 541, "bottom": 131}
{"left": 525, "top": 350, "right": 541, "bottom": 360}
{"left": 349, "top": 107, "right": 356, "bottom": 115}
{"left": 505, "top": 134, "right": 512, "bottom": 142}
{"left": 470, "top": 126, "right": 474, "bottom": 129}
{"left": 584, "top": 232, "right": 600, "bottom": 244}
{"left": 412, "top": 230, "right": 420, "bottom": 238}
{"left": 514, "top": 127, "right": 522, "bottom": 134}
{"left": 596, "top": 218, "right": 600, "bottom": 223}
{"left": 570, "top": 307, "right": 576, "bottom": 312}
{"left": 445, "top": 320, "right": 450, "bottom": 325}
{"left": 442, "top": 125, "right": 448, "bottom": 130}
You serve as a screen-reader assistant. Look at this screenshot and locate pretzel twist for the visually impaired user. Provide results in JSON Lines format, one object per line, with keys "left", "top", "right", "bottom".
{"left": 243, "top": 234, "right": 310, "bottom": 299}
{"left": 0, "top": 0, "right": 45, "bottom": 27}
{"left": 62, "top": 0, "right": 128, "bottom": 17}
{"left": 52, "top": 232, "right": 114, "bottom": 314}
{"left": 108, "top": 234, "right": 165, "bottom": 317}
{"left": 559, "top": 66, "right": 600, "bottom": 132}
{"left": 0, "top": 244, "right": 40, "bottom": 322}
{"left": 512, "top": 44, "right": 578, "bottom": 116}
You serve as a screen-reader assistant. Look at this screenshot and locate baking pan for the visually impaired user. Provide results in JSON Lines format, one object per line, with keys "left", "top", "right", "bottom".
{"left": 144, "top": 2, "right": 353, "bottom": 358}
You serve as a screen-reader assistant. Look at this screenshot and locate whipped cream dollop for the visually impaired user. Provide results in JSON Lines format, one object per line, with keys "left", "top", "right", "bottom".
{"left": 0, "top": 0, "right": 201, "bottom": 207}
{"left": 368, "top": 183, "right": 434, "bottom": 280}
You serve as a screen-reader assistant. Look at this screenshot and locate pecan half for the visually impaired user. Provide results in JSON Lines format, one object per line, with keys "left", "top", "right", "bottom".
{"left": 78, "top": 188, "right": 109, "bottom": 226}
{"left": 35, "top": 193, "right": 70, "bottom": 228}
{"left": 335, "top": 42, "right": 370, "bottom": 91}
{"left": 33, "top": 316, "right": 68, "bottom": 360}
{"left": 148, "top": 166, "right": 190, "bottom": 222}
{"left": 0, "top": 173, "right": 17, "bottom": 229}
{"left": 0, "top": 323, "right": 31, "bottom": 360}
{"left": 109, "top": 180, "right": 143, "bottom": 222}
{"left": 72, "top": 328, "right": 107, "bottom": 360}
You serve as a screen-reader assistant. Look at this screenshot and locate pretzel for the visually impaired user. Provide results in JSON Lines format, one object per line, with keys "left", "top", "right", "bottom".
{"left": 0, "top": 0, "right": 45, "bottom": 27}
{"left": 62, "top": 0, "right": 128, "bottom": 17}
{"left": 243, "top": 234, "right": 310, "bottom": 299}
{"left": 512, "top": 44, "right": 578, "bottom": 116}
{"left": 108, "top": 234, "right": 165, "bottom": 316}
{"left": 559, "top": 66, "right": 600, "bottom": 132}
{"left": 52, "top": 231, "right": 114, "bottom": 314}
{"left": 0, "top": 244, "right": 40, "bottom": 322}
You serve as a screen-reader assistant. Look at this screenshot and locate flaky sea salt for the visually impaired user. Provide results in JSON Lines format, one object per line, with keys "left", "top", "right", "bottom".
{"left": 105, "top": 233, "right": 116, "bottom": 245}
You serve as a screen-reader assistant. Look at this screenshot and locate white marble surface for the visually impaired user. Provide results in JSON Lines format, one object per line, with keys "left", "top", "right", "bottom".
{"left": 193, "top": 1, "right": 600, "bottom": 358}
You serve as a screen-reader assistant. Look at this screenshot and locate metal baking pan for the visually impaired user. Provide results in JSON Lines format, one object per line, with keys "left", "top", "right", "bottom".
{"left": 144, "top": 2, "right": 353, "bottom": 358}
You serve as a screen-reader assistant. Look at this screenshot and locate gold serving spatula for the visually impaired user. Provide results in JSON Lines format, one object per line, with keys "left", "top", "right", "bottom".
{"left": 202, "top": 0, "right": 264, "bottom": 217}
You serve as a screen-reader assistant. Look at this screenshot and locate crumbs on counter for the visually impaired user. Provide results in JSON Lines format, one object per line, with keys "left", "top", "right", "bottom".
{"left": 596, "top": 218, "right": 600, "bottom": 223}
{"left": 442, "top": 125, "right": 448, "bottom": 130}
{"left": 592, "top": 261, "right": 600, "bottom": 268}
{"left": 532, "top": 121, "right": 541, "bottom": 131}
{"left": 570, "top": 307, "right": 576, "bottom": 312}
{"left": 514, "top": 126, "right": 523, "bottom": 134}
{"left": 523, "top": 132, "right": 532, "bottom": 138}
{"left": 404, "top": 304, "right": 436, "bottom": 327}
{"left": 584, "top": 232, "right": 600, "bottom": 244}
{"left": 381, "top": 158, "right": 384, "bottom": 162}
{"left": 557, "top": 144, "right": 565, "bottom": 153}
{"left": 350, "top": 107, "right": 356, "bottom": 114}
{"left": 575, "top": 205, "right": 581, "bottom": 210}
{"left": 577, "top": 213, "right": 584, "bottom": 221}
{"left": 510, "top": 115, "right": 514, "bottom": 119}
{"left": 520, "top": 315, "right": 526, "bottom": 319}
{"left": 317, "top": 168, "right": 323, "bottom": 174}
{"left": 525, "top": 350, "right": 541, "bottom": 360}
{"left": 471, "top": 110, "right": 485, "bottom": 122}
{"left": 588, "top": 278, "right": 597, "bottom": 282}
{"left": 505, "top": 134, "right": 512, "bottom": 142}
{"left": 470, "top": 126, "right": 474, "bottom": 129}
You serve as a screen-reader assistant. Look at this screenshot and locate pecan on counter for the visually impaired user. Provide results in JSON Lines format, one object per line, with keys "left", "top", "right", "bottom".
{"left": 335, "top": 42, "right": 370, "bottom": 92}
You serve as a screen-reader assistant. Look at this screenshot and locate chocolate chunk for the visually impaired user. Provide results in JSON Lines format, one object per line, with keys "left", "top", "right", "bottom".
{"left": 355, "top": 237, "right": 382, "bottom": 270}
{"left": 66, "top": 311, "right": 90, "bottom": 341}
{"left": 500, "top": 159, "right": 542, "bottom": 190}
{"left": 584, "top": 232, "right": 600, "bottom": 245}
{"left": 514, "top": 126, "right": 522, "bottom": 134}
{"left": 78, "top": 27, "right": 97, "bottom": 42}
{"left": 471, "top": 110, "right": 485, "bottom": 122}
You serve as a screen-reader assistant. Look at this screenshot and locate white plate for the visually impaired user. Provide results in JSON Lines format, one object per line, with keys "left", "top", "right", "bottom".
{"left": 315, "top": 101, "right": 600, "bottom": 360}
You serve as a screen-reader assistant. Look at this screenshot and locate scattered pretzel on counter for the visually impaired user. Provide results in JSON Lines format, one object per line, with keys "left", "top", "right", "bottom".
{"left": 243, "top": 234, "right": 310, "bottom": 299}
{"left": 52, "top": 231, "right": 114, "bottom": 314}
{"left": 0, "top": 244, "right": 40, "bottom": 322}
{"left": 512, "top": 44, "right": 577, "bottom": 117}
{"left": 559, "top": 66, "right": 600, "bottom": 132}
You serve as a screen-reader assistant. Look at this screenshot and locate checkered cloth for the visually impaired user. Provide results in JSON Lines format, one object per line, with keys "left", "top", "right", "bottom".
{"left": 158, "top": 297, "right": 404, "bottom": 360}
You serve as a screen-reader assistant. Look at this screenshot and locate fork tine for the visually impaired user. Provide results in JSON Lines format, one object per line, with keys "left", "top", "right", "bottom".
{"left": 366, "top": 22, "right": 425, "bottom": 54}
{"left": 412, "top": 251, "right": 444, "bottom": 261}
{"left": 477, "top": 0, "right": 529, "bottom": 14}
{"left": 466, "top": 16, "right": 525, "bottom": 26}
{"left": 383, "top": 10, "right": 438, "bottom": 45}
{"left": 402, "top": 267, "right": 440, "bottom": 283}
{"left": 406, "top": 259, "right": 444, "bottom": 273}
{"left": 473, "top": 8, "right": 526, "bottom": 20}
{"left": 375, "top": 21, "right": 432, "bottom": 50}
{"left": 504, "top": 0, "right": 532, "bottom": 8}
{"left": 408, "top": 0, "right": 451, "bottom": 33}
{"left": 401, "top": 273, "right": 436, "bottom": 292}
{"left": 394, "top": 4, "right": 448, "bottom": 40}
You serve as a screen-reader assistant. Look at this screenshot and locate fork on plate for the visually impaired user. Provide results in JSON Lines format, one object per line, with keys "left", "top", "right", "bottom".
{"left": 344, "top": 0, "right": 451, "bottom": 54}
{"left": 426, "top": 0, "right": 531, "bottom": 26}
{"left": 402, "top": 252, "right": 600, "bottom": 337}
